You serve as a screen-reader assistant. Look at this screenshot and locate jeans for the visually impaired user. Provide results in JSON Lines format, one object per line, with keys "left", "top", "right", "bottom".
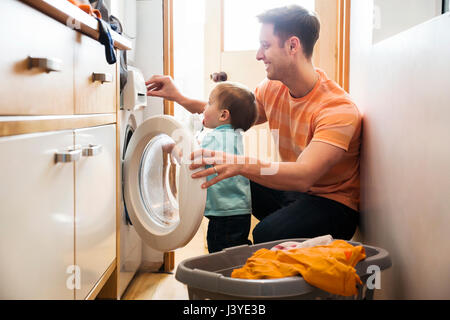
{"left": 206, "top": 214, "right": 252, "bottom": 253}
{"left": 250, "top": 181, "right": 359, "bottom": 244}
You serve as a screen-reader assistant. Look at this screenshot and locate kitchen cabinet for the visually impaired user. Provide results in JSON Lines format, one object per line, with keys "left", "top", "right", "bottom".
{"left": 0, "top": 0, "right": 131, "bottom": 299}
{"left": 74, "top": 34, "right": 117, "bottom": 115}
{"left": 74, "top": 125, "right": 116, "bottom": 300}
{"left": 0, "top": 125, "right": 116, "bottom": 299}
{"left": 0, "top": 0, "right": 75, "bottom": 115}
{"left": 0, "top": 130, "right": 75, "bottom": 299}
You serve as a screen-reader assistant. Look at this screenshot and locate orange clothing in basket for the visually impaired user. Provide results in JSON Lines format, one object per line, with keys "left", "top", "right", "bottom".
{"left": 231, "top": 240, "right": 366, "bottom": 296}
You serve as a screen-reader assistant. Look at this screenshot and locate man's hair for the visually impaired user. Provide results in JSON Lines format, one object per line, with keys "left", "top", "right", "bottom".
{"left": 257, "top": 5, "right": 320, "bottom": 59}
{"left": 212, "top": 82, "right": 258, "bottom": 132}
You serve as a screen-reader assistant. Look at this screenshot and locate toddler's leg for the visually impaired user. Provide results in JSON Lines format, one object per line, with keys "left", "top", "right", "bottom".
{"left": 206, "top": 215, "right": 252, "bottom": 253}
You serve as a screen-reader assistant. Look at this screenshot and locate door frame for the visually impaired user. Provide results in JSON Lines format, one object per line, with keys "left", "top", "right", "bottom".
{"left": 163, "top": 0, "right": 174, "bottom": 116}
{"left": 162, "top": 0, "right": 176, "bottom": 271}
{"left": 337, "top": 0, "right": 351, "bottom": 92}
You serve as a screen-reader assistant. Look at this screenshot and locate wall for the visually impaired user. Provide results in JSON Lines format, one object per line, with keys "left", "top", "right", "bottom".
{"left": 135, "top": 0, "right": 165, "bottom": 119}
{"left": 373, "top": 0, "right": 442, "bottom": 43}
{"left": 173, "top": 0, "right": 205, "bottom": 133}
{"left": 350, "top": 1, "right": 450, "bottom": 299}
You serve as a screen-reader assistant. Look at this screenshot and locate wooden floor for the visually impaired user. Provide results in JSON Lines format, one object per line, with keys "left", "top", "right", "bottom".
{"left": 121, "top": 218, "right": 209, "bottom": 300}
{"left": 122, "top": 216, "right": 258, "bottom": 300}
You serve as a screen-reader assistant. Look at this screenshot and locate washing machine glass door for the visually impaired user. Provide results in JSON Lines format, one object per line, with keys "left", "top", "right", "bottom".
{"left": 123, "top": 115, "right": 207, "bottom": 252}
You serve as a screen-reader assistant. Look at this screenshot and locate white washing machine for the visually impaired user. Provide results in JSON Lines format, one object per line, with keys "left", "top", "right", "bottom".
{"left": 118, "top": 67, "right": 207, "bottom": 297}
{"left": 118, "top": 105, "right": 144, "bottom": 297}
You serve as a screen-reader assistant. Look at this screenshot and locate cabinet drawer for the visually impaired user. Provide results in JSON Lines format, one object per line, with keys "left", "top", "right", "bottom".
{"left": 74, "top": 34, "right": 117, "bottom": 114}
{"left": 74, "top": 124, "right": 116, "bottom": 299}
{"left": 0, "top": 0, "right": 75, "bottom": 115}
{"left": 0, "top": 130, "right": 75, "bottom": 299}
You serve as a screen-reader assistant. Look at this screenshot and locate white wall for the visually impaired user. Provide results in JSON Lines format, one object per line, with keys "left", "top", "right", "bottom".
{"left": 373, "top": 0, "right": 442, "bottom": 43}
{"left": 134, "top": 0, "right": 165, "bottom": 119}
{"left": 173, "top": 0, "right": 205, "bottom": 133}
{"left": 350, "top": 1, "right": 450, "bottom": 299}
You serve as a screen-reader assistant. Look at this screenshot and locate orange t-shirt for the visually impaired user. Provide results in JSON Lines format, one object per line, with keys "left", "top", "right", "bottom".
{"left": 255, "top": 69, "right": 361, "bottom": 211}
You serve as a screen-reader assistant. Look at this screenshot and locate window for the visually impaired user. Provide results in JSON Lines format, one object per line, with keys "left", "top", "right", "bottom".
{"left": 223, "top": 0, "right": 315, "bottom": 51}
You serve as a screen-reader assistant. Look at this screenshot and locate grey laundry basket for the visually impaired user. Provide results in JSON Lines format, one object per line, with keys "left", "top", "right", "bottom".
{"left": 175, "top": 238, "right": 392, "bottom": 300}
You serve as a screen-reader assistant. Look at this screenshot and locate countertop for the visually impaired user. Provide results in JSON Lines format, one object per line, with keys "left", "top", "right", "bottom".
{"left": 21, "top": 0, "right": 132, "bottom": 50}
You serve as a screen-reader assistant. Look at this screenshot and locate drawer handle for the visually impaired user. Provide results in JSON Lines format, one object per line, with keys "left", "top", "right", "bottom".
{"left": 55, "top": 148, "right": 82, "bottom": 163}
{"left": 92, "top": 72, "right": 113, "bottom": 83}
{"left": 82, "top": 144, "right": 103, "bottom": 157}
{"left": 28, "top": 56, "right": 63, "bottom": 73}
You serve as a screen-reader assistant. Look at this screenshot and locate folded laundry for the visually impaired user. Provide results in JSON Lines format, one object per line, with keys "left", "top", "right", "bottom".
{"left": 231, "top": 239, "right": 366, "bottom": 296}
{"left": 270, "top": 235, "right": 333, "bottom": 251}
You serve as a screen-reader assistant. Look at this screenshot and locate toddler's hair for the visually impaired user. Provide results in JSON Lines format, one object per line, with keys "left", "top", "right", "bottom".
{"left": 212, "top": 82, "right": 258, "bottom": 132}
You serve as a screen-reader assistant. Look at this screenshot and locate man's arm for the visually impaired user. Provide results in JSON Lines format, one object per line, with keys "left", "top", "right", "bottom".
{"left": 177, "top": 95, "right": 207, "bottom": 115}
{"left": 191, "top": 141, "right": 345, "bottom": 192}
{"left": 146, "top": 75, "right": 207, "bottom": 114}
{"left": 241, "top": 141, "right": 345, "bottom": 192}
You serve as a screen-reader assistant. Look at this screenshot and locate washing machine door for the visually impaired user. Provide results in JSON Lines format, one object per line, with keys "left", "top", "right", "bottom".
{"left": 123, "top": 115, "right": 207, "bottom": 252}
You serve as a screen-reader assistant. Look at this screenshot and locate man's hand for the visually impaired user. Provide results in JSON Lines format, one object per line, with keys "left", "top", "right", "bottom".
{"left": 146, "top": 75, "right": 183, "bottom": 102}
{"left": 189, "top": 149, "right": 244, "bottom": 189}
{"left": 147, "top": 75, "right": 207, "bottom": 114}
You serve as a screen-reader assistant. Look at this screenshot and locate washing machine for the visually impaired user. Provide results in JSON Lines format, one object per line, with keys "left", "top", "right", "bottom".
{"left": 118, "top": 67, "right": 207, "bottom": 297}
{"left": 118, "top": 66, "right": 146, "bottom": 297}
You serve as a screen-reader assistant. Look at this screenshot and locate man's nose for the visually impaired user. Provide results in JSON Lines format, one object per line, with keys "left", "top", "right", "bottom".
{"left": 256, "top": 48, "right": 264, "bottom": 61}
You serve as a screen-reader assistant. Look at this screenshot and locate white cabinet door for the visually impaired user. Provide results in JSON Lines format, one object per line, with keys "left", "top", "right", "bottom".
{"left": 74, "top": 125, "right": 116, "bottom": 299}
{"left": 0, "top": 130, "right": 75, "bottom": 299}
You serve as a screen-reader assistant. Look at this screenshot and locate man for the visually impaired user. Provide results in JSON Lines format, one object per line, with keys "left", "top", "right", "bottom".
{"left": 146, "top": 5, "right": 361, "bottom": 243}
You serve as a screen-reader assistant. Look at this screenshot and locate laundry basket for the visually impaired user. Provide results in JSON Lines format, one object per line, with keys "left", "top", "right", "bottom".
{"left": 175, "top": 238, "right": 391, "bottom": 300}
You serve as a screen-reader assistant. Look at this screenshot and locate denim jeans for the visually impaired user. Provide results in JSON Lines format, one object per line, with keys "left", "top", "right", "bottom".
{"left": 250, "top": 181, "right": 359, "bottom": 244}
{"left": 206, "top": 214, "right": 252, "bottom": 253}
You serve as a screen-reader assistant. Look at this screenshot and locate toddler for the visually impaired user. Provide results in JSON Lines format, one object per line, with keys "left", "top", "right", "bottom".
{"left": 200, "top": 82, "right": 258, "bottom": 253}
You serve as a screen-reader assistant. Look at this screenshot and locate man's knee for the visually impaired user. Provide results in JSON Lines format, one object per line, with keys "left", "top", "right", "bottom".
{"left": 252, "top": 221, "right": 269, "bottom": 244}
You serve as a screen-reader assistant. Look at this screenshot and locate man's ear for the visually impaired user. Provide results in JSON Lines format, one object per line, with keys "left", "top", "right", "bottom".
{"left": 220, "top": 109, "right": 230, "bottom": 121}
{"left": 287, "top": 36, "right": 301, "bottom": 55}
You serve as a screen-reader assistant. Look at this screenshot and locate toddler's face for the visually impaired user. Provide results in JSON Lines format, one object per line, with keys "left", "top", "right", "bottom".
{"left": 203, "top": 91, "right": 224, "bottom": 129}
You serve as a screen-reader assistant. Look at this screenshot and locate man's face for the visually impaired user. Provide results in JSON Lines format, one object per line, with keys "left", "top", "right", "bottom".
{"left": 256, "top": 23, "right": 291, "bottom": 81}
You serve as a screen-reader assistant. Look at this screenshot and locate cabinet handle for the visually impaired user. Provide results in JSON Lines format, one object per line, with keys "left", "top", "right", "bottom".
{"left": 82, "top": 144, "right": 103, "bottom": 157}
{"left": 28, "top": 56, "right": 63, "bottom": 73}
{"left": 55, "top": 148, "right": 82, "bottom": 163}
{"left": 92, "top": 72, "right": 112, "bottom": 83}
